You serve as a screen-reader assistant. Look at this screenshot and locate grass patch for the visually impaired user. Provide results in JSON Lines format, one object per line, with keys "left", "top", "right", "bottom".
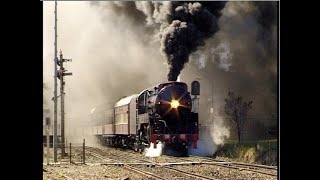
{"left": 216, "top": 140, "right": 277, "bottom": 165}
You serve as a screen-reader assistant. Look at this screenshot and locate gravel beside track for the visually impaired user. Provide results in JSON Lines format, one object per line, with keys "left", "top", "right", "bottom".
{"left": 43, "top": 146, "right": 277, "bottom": 180}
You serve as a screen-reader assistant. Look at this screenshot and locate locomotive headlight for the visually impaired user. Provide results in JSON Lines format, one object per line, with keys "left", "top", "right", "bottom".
{"left": 170, "top": 100, "right": 180, "bottom": 108}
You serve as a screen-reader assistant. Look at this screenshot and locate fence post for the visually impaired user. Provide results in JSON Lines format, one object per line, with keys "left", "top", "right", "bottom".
{"left": 268, "top": 138, "right": 271, "bottom": 164}
{"left": 46, "top": 124, "right": 50, "bottom": 165}
{"left": 267, "top": 129, "right": 270, "bottom": 164}
{"left": 83, "top": 139, "right": 85, "bottom": 164}
{"left": 46, "top": 117, "right": 50, "bottom": 165}
{"left": 69, "top": 143, "right": 72, "bottom": 163}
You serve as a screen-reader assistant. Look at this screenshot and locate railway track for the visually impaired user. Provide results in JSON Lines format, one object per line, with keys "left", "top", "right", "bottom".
{"left": 86, "top": 146, "right": 223, "bottom": 180}
{"left": 83, "top": 146, "right": 277, "bottom": 179}
{"left": 113, "top": 147, "right": 277, "bottom": 178}
{"left": 122, "top": 165, "right": 166, "bottom": 180}
{"left": 85, "top": 148, "right": 165, "bottom": 180}
{"left": 188, "top": 156, "right": 277, "bottom": 169}
{"left": 119, "top": 153, "right": 222, "bottom": 180}
{"left": 163, "top": 166, "right": 220, "bottom": 180}
{"left": 168, "top": 155, "right": 278, "bottom": 177}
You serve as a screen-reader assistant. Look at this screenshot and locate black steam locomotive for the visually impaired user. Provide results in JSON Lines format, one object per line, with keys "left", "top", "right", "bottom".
{"left": 89, "top": 81, "right": 200, "bottom": 156}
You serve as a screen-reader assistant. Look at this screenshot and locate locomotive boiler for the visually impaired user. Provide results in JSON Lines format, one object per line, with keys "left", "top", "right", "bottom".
{"left": 89, "top": 81, "right": 200, "bottom": 156}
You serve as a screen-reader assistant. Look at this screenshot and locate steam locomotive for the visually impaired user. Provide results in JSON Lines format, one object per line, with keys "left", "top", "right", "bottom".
{"left": 89, "top": 81, "right": 200, "bottom": 156}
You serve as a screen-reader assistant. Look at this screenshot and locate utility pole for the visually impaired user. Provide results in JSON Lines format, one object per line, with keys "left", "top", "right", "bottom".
{"left": 57, "top": 50, "right": 72, "bottom": 157}
{"left": 53, "top": 0, "right": 58, "bottom": 163}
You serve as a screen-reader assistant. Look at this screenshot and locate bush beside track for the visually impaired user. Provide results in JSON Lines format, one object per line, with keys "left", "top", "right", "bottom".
{"left": 215, "top": 140, "right": 277, "bottom": 165}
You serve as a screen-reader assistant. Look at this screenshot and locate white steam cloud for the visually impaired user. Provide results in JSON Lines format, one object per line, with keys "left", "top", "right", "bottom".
{"left": 211, "top": 116, "right": 230, "bottom": 145}
{"left": 43, "top": 2, "right": 166, "bottom": 144}
{"left": 189, "top": 115, "right": 230, "bottom": 156}
{"left": 145, "top": 142, "right": 163, "bottom": 157}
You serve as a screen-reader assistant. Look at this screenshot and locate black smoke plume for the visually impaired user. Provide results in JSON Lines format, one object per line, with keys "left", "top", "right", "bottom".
{"left": 160, "top": 2, "right": 226, "bottom": 81}
{"left": 91, "top": 1, "right": 227, "bottom": 81}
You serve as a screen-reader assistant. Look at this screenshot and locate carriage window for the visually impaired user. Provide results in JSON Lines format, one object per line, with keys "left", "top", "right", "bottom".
{"left": 138, "top": 92, "right": 147, "bottom": 114}
{"left": 138, "top": 94, "right": 145, "bottom": 106}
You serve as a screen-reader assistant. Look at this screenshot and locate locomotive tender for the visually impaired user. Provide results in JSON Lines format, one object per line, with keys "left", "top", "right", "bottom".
{"left": 90, "top": 81, "right": 200, "bottom": 155}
